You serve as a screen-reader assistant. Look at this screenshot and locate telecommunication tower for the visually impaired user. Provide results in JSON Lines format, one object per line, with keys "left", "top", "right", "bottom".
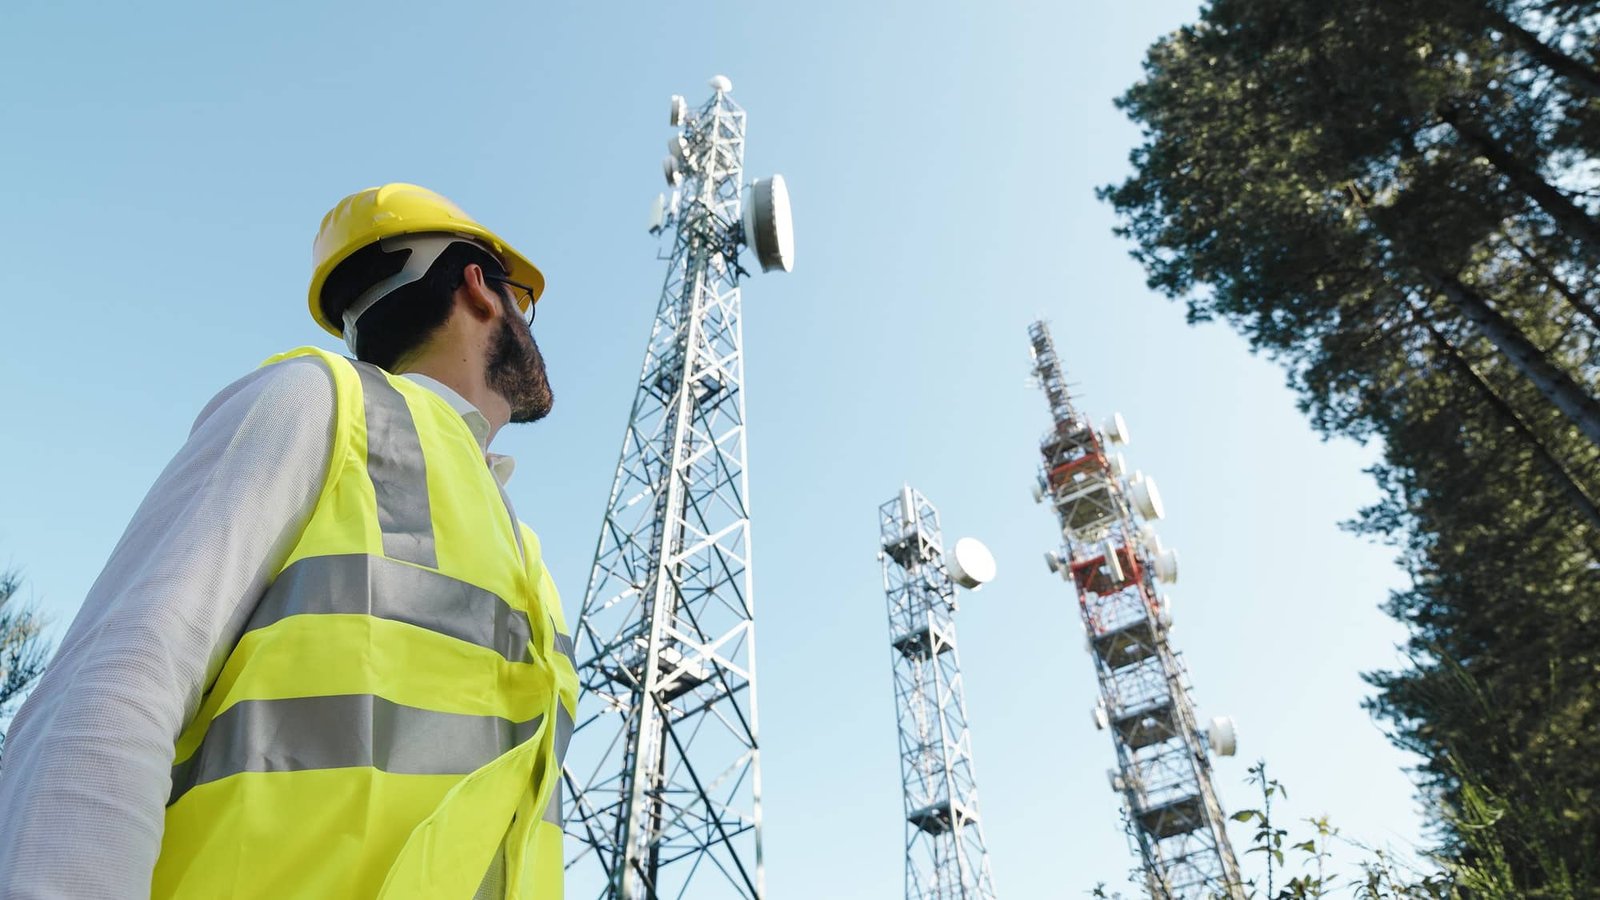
{"left": 565, "top": 76, "right": 794, "bottom": 900}
{"left": 1026, "top": 321, "right": 1243, "bottom": 899}
{"left": 877, "top": 486, "right": 1000, "bottom": 900}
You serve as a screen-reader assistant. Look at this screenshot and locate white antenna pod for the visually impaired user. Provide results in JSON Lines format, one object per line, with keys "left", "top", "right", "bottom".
{"left": 1104, "top": 413, "right": 1130, "bottom": 445}
{"left": 669, "top": 94, "right": 688, "bottom": 125}
{"left": 1130, "top": 475, "right": 1165, "bottom": 521}
{"left": 950, "top": 537, "right": 997, "bottom": 590}
{"left": 1103, "top": 541, "right": 1125, "bottom": 583}
{"left": 742, "top": 175, "right": 795, "bottom": 273}
{"left": 1153, "top": 548, "right": 1180, "bottom": 584}
{"left": 648, "top": 194, "right": 667, "bottom": 233}
{"left": 1207, "top": 716, "right": 1238, "bottom": 757}
{"left": 1140, "top": 525, "right": 1164, "bottom": 558}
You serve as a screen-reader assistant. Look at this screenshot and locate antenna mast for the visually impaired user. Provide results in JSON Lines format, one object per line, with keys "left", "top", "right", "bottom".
{"left": 877, "top": 486, "right": 999, "bottom": 900}
{"left": 566, "top": 76, "right": 792, "bottom": 900}
{"left": 1026, "top": 320, "right": 1243, "bottom": 899}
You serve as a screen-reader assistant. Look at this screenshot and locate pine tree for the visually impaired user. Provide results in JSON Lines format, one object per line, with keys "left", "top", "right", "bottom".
{"left": 1101, "top": 0, "right": 1600, "bottom": 890}
{"left": 0, "top": 568, "right": 49, "bottom": 761}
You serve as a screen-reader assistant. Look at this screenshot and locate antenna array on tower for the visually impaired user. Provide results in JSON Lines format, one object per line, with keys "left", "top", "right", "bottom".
{"left": 877, "top": 487, "right": 999, "bottom": 900}
{"left": 1027, "top": 320, "right": 1244, "bottom": 900}
{"left": 564, "top": 76, "right": 791, "bottom": 900}
{"left": 556, "top": 70, "right": 1237, "bottom": 900}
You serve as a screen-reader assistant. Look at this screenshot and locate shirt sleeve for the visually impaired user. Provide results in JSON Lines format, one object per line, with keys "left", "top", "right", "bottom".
{"left": 0, "top": 357, "right": 334, "bottom": 899}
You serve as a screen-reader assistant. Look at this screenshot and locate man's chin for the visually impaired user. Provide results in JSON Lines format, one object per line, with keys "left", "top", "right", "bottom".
{"left": 509, "top": 397, "right": 553, "bottom": 424}
{"left": 508, "top": 370, "right": 554, "bottom": 423}
{"left": 487, "top": 324, "right": 553, "bottom": 424}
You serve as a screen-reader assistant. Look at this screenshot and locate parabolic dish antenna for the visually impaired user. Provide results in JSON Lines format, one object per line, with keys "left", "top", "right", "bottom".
{"left": 1154, "top": 548, "right": 1180, "bottom": 584}
{"left": 743, "top": 175, "right": 795, "bottom": 273}
{"left": 1104, "top": 413, "right": 1130, "bottom": 446}
{"left": 709, "top": 74, "right": 733, "bottom": 93}
{"left": 1130, "top": 475, "right": 1165, "bottom": 521}
{"left": 950, "top": 537, "right": 997, "bottom": 590}
{"left": 1142, "top": 529, "right": 1165, "bottom": 558}
{"left": 1207, "top": 716, "right": 1239, "bottom": 757}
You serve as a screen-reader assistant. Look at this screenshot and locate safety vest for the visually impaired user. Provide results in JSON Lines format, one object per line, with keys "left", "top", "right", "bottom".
{"left": 152, "top": 347, "right": 578, "bottom": 899}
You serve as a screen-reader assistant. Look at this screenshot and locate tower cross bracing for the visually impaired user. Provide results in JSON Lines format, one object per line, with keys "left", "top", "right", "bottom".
{"left": 878, "top": 487, "right": 998, "bottom": 900}
{"left": 1027, "top": 320, "right": 1243, "bottom": 900}
{"left": 564, "top": 83, "right": 764, "bottom": 900}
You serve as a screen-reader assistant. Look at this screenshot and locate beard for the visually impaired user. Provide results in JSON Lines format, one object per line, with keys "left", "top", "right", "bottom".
{"left": 486, "top": 310, "right": 554, "bottom": 423}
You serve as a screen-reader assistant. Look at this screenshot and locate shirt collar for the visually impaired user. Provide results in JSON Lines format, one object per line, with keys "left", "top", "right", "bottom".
{"left": 401, "top": 373, "right": 516, "bottom": 486}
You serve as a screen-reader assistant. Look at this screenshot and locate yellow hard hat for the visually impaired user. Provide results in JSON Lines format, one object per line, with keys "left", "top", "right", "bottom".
{"left": 307, "top": 183, "right": 545, "bottom": 337}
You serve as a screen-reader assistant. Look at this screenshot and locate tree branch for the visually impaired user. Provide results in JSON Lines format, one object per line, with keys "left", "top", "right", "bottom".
{"left": 1482, "top": 4, "right": 1600, "bottom": 100}
{"left": 1497, "top": 230, "right": 1600, "bottom": 332}
{"left": 1440, "top": 105, "right": 1600, "bottom": 254}
{"left": 1407, "top": 297, "right": 1600, "bottom": 536}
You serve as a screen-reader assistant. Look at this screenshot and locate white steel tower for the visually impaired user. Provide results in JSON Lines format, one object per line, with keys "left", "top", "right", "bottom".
{"left": 1025, "top": 321, "right": 1243, "bottom": 900}
{"left": 565, "top": 76, "right": 793, "bottom": 900}
{"left": 877, "top": 486, "right": 999, "bottom": 900}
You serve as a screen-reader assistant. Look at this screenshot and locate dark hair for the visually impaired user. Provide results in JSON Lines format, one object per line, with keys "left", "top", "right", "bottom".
{"left": 320, "top": 239, "right": 508, "bottom": 371}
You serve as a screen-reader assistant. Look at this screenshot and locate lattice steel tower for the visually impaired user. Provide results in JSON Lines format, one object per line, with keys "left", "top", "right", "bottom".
{"left": 565, "top": 76, "right": 793, "bottom": 900}
{"left": 1026, "top": 321, "right": 1243, "bottom": 900}
{"left": 877, "top": 486, "right": 999, "bottom": 900}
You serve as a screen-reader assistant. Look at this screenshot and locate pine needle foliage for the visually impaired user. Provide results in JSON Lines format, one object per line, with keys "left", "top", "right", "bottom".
{"left": 1101, "top": 0, "right": 1600, "bottom": 891}
{"left": 0, "top": 568, "right": 50, "bottom": 762}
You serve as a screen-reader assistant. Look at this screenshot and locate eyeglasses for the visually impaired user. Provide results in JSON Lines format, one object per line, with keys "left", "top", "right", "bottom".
{"left": 484, "top": 274, "right": 538, "bottom": 323}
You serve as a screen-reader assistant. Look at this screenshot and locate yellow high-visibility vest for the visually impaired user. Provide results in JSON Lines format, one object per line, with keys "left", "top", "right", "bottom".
{"left": 153, "top": 347, "right": 578, "bottom": 899}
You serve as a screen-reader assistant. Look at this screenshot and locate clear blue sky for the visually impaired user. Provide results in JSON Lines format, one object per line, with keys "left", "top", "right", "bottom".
{"left": 1, "top": 0, "right": 1430, "bottom": 894}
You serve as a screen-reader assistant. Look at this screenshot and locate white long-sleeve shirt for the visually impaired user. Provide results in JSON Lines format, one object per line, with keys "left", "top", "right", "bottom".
{"left": 0, "top": 357, "right": 518, "bottom": 898}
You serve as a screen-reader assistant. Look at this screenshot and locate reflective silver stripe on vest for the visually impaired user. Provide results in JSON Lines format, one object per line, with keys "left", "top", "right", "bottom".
{"left": 543, "top": 706, "right": 575, "bottom": 826}
{"left": 543, "top": 633, "right": 576, "bottom": 826}
{"left": 543, "top": 776, "right": 564, "bottom": 826}
{"left": 169, "top": 694, "right": 543, "bottom": 806}
{"left": 247, "top": 554, "right": 534, "bottom": 663}
{"left": 355, "top": 362, "right": 437, "bottom": 568}
{"left": 554, "top": 705, "right": 573, "bottom": 763}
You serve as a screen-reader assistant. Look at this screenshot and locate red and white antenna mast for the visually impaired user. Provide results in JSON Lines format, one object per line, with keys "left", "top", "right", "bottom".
{"left": 1027, "top": 320, "right": 1244, "bottom": 899}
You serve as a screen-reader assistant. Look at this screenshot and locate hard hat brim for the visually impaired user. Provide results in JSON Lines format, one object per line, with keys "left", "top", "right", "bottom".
{"left": 495, "top": 242, "right": 546, "bottom": 319}
{"left": 454, "top": 225, "right": 546, "bottom": 327}
{"left": 307, "top": 187, "right": 546, "bottom": 338}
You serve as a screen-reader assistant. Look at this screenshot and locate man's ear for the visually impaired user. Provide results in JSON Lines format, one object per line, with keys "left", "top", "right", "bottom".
{"left": 458, "top": 263, "right": 502, "bottom": 323}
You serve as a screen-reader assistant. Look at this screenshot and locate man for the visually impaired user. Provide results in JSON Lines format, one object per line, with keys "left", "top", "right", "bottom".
{"left": 0, "top": 184, "right": 578, "bottom": 899}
